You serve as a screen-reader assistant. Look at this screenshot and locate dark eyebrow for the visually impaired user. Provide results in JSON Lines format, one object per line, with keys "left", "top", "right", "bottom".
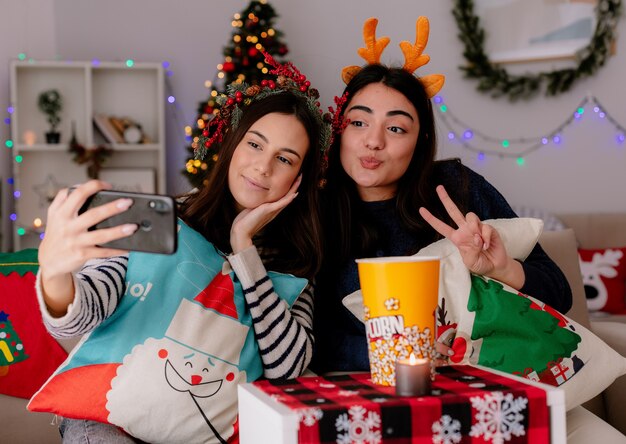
{"left": 387, "top": 110, "right": 414, "bottom": 121}
{"left": 347, "top": 105, "right": 373, "bottom": 114}
{"left": 248, "top": 130, "right": 268, "bottom": 143}
{"left": 347, "top": 105, "right": 414, "bottom": 121}
{"left": 280, "top": 148, "right": 302, "bottom": 159}
{"left": 248, "top": 130, "right": 302, "bottom": 159}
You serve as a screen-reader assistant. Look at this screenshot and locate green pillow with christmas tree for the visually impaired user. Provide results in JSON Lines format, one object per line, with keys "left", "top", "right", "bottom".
{"left": 0, "top": 249, "right": 68, "bottom": 399}
{"left": 420, "top": 218, "right": 626, "bottom": 411}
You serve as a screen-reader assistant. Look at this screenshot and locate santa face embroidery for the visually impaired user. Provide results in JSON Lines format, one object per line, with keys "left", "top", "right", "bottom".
{"left": 107, "top": 337, "right": 245, "bottom": 444}
{"left": 106, "top": 273, "right": 250, "bottom": 444}
{"left": 163, "top": 350, "right": 235, "bottom": 398}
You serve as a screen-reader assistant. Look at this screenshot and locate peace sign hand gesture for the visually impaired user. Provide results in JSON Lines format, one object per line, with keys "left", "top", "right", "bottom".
{"left": 418, "top": 185, "right": 524, "bottom": 289}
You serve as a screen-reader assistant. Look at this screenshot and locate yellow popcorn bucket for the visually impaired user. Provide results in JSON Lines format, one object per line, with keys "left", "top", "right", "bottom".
{"left": 356, "top": 256, "right": 440, "bottom": 386}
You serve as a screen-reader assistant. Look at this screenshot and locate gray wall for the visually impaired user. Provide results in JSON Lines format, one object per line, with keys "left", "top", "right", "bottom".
{"left": 1, "top": 0, "right": 625, "bottom": 233}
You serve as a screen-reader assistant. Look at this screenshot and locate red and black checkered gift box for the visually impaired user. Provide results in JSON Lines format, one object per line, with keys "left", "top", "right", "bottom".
{"left": 252, "top": 365, "right": 551, "bottom": 443}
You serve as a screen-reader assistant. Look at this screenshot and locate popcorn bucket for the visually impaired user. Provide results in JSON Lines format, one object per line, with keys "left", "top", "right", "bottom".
{"left": 356, "top": 256, "right": 440, "bottom": 386}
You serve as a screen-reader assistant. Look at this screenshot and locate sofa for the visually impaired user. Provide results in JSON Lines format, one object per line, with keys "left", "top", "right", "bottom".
{"left": 1, "top": 214, "right": 625, "bottom": 443}
{"left": 538, "top": 217, "right": 626, "bottom": 436}
{"left": 552, "top": 213, "right": 626, "bottom": 435}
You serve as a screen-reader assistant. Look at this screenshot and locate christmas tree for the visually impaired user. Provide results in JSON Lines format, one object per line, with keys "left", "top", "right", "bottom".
{"left": 468, "top": 276, "right": 580, "bottom": 375}
{"left": 182, "top": 0, "right": 290, "bottom": 188}
{"left": 0, "top": 311, "right": 28, "bottom": 373}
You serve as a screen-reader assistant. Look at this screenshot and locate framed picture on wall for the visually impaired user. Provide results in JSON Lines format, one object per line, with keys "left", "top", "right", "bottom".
{"left": 99, "top": 168, "right": 156, "bottom": 193}
{"left": 475, "top": 0, "right": 597, "bottom": 64}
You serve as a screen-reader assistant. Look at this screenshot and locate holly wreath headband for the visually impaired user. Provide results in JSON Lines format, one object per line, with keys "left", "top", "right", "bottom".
{"left": 194, "top": 51, "right": 332, "bottom": 162}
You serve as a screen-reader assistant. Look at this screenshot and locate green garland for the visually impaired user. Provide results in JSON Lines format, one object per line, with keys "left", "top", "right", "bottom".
{"left": 453, "top": 0, "right": 622, "bottom": 100}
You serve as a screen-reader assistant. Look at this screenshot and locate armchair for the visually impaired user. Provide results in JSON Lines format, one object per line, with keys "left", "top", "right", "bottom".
{"left": 539, "top": 228, "right": 626, "bottom": 435}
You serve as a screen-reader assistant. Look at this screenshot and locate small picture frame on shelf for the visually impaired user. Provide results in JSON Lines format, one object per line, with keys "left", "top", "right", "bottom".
{"left": 99, "top": 168, "right": 155, "bottom": 194}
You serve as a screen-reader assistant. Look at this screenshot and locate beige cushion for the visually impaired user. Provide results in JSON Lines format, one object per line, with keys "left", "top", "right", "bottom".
{"left": 558, "top": 214, "right": 626, "bottom": 249}
{"left": 539, "top": 229, "right": 591, "bottom": 330}
{"left": 566, "top": 406, "right": 626, "bottom": 443}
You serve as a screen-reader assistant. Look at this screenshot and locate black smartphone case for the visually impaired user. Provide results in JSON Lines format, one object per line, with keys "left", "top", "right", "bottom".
{"left": 79, "top": 190, "right": 178, "bottom": 255}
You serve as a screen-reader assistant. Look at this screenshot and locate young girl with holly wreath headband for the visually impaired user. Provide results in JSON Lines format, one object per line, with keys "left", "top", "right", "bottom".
{"left": 32, "top": 54, "right": 329, "bottom": 444}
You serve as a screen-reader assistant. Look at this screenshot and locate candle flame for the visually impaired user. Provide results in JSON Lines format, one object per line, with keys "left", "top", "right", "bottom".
{"left": 409, "top": 353, "right": 417, "bottom": 365}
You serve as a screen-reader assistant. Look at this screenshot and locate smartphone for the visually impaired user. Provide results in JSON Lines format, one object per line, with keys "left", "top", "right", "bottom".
{"left": 78, "top": 190, "right": 178, "bottom": 255}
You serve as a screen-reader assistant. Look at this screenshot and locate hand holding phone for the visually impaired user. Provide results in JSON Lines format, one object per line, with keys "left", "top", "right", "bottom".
{"left": 78, "top": 190, "right": 178, "bottom": 255}
{"left": 38, "top": 181, "right": 145, "bottom": 309}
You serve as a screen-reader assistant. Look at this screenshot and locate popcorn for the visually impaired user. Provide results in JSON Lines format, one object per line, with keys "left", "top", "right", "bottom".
{"left": 367, "top": 324, "right": 434, "bottom": 386}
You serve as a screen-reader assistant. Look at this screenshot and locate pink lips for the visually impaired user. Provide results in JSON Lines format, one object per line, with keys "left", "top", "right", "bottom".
{"left": 360, "top": 157, "right": 382, "bottom": 170}
{"left": 243, "top": 176, "right": 269, "bottom": 190}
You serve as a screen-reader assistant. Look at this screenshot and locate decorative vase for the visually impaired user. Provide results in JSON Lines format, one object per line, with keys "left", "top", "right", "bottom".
{"left": 45, "top": 131, "right": 61, "bottom": 144}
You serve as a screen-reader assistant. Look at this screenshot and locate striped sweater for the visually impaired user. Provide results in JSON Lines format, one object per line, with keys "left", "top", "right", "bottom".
{"left": 35, "top": 245, "right": 314, "bottom": 380}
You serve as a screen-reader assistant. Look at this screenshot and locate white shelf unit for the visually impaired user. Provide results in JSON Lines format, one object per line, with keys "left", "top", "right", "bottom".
{"left": 9, "top": 60, "right": 166, "bottom": 250}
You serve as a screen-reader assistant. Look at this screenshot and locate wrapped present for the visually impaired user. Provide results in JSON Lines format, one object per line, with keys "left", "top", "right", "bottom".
{"left": 548, "top": 358, "right": 576, "bottom": 385}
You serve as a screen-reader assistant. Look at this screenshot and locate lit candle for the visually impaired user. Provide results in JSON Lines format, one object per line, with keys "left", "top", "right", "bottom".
{"left": 395, "top": 353, "right": 431, "bottom": 397}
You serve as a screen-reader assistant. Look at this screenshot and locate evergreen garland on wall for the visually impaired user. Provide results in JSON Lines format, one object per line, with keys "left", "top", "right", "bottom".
{"left": 453, "top": 0, "right": 622, "bottom": 100}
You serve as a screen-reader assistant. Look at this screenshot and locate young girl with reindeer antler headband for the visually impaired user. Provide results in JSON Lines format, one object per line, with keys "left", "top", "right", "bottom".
{"left": 32, "top": 54, "right": 329, "bottom": 444}
{"left": 313, "top": 17, "right": 572, "bottom": 373}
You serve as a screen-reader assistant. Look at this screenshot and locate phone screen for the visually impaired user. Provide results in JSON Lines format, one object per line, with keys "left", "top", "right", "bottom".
{"left": 78, "top": 190, "right": 178, "bottom": 255}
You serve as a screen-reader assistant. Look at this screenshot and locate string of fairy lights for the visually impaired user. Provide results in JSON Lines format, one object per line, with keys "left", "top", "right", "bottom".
{"left": 3, "top": 0, "right": 284, "bottom": 244}
{"left": 4, "top": 30, "right": 270, "bottom": 239}
{"left": 2, "top": 55, "right": 182, "bottom": 240}
{"left": 3, "top": 54, "right": 626, "bottom": 239}
{"left": 434, "top": 94, "right": 626, "bottom": 165}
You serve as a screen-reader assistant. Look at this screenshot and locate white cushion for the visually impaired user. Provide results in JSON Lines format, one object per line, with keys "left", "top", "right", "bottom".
{"left": 344, "top": 218, "right": 626, "bottom": 411}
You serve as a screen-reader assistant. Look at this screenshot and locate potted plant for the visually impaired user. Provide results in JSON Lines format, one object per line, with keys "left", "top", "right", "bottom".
{"left": 38, "top": 89, "right": 63, "bottom": 143}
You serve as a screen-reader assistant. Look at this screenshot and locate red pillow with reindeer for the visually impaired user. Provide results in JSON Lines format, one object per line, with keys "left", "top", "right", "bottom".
{"left": 578, "top": 247, "right": 626, "bottom": 314}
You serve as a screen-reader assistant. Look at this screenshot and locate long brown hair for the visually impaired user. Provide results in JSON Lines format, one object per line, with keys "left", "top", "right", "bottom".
{"left": 323, "top": 64, "right": 468, "bottom": 265}
{"left": 179, "top": 92, "right": 324, "bottom": 280}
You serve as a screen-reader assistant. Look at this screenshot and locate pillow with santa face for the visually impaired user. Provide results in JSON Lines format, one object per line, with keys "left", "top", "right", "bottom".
{"left": 28, "top": 221, "right": 307, "bottom": 444}
{"left": 343, "top": 218, "right": 626, "bottom": 411}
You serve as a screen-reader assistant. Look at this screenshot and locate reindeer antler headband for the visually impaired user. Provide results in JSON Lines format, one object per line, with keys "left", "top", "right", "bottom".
{"left": 341, "top": 17, "right": 445, "bottom": 98}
